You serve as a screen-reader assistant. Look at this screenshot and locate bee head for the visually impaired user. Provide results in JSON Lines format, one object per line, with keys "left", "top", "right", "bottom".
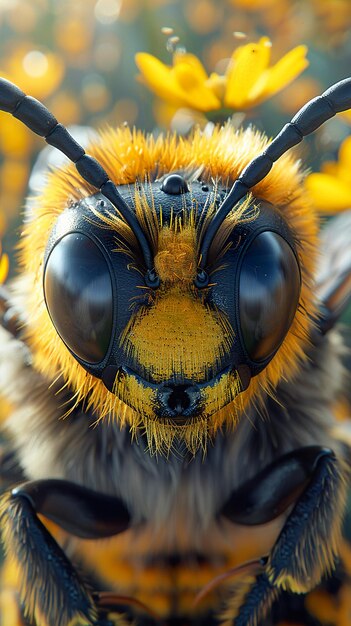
{"left": 20, "top": 126, "right": 315, "bottom": 454}
{"left": 2, "top": 76, "right": 350, "bottom": 454}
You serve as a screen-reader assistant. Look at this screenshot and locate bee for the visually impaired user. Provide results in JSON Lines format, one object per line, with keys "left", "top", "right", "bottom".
{"left": 0, "top": 74, "right": 351, "bottom": 626}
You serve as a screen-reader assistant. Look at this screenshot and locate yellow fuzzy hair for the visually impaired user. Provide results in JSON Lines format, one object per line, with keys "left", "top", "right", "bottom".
{"left": 16, "top": 124, "right": 318, "bottom": 454}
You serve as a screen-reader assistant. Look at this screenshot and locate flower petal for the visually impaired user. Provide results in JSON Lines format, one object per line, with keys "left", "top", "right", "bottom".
{"left": 136, "top": 52, "right": 220, "bottom": 111}
{"left": 333, "top": 165, "right": 351, "bottom": 186}
{"left": 173, "top": 52, "right": 209, "bottom": 82}
{"left": 321, "top": 161, "right": 339, "bottom": 177}
{"left": 322, "top": 138, "right": 351, "bottom": 185}
{"left": 305, "top": 173, "right": 351, "bottom": 213}
{"left": 0, "top": 251, "right": 9, "bottom": 284}
{"left": 135, "top": 52, "right": 186, "bottom": 104}
{"left": 224, "top": 37, "right": 271, "bottom": 108}
{"left": 172, "top": 62, "right": 221, "bottom": 111}
{"left": 260, "top": 45, "right": 309, "bottom": 100}
{"left": 339, "top": 135, "right": 351, "bottom": 167}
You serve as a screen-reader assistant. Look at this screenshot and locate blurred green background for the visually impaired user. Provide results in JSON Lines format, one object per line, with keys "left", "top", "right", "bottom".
{"left": 0, "top": 0, "right": 351, "bottom": 279}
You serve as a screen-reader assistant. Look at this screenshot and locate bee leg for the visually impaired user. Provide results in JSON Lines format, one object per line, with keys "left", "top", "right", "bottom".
{"left": 0, "top": 480, "right": 132, "bottom": 626}
{"left": 221, "top": 447, "right": 347, "bottom": 626}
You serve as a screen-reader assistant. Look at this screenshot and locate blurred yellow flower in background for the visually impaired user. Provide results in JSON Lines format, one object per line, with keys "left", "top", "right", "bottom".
{"left": 1, "top": 46, "right": 65, "bottom": 100}
{"left": 136, "top": 37, "right": 309, "bottom": 114}
{"left": 0, "top": 241, "right": 9, "bottom": 284}
{"left": 0, "top": 43, "right": 66, "bottom": 229}
{"left": 305, "top": 136, "right": 351, "bottom": 213}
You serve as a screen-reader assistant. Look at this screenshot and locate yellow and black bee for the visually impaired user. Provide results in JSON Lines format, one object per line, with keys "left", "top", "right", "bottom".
{"left": 0, "top": 75, "right": 351, "bottom": 626}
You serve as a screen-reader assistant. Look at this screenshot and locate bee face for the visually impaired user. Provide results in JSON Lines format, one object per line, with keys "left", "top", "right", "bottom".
{"left": 20, "top": 126, "right": 318, "bottom": 453}
{"left": 118, "top": 225, "right": 237, "bottom": 428}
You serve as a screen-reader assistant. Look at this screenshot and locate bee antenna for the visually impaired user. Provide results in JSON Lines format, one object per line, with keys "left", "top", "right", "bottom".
{"left": 0, "top": 77, "right": 159, "bottom": 288}
{"left": 196, "top": 77, "right": 351, "bottom": 287}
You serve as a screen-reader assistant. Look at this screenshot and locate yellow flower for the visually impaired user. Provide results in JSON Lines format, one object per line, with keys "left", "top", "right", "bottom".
{"left": 224, "top": 38, "right": 308, "bottom": 109}
{"left": 305, "top": 136, "right": 351, "bottom": 213}
{"left": 135, "top": 38, "right": 308, "bottom": 114}
{"left": 136, "top": 51, "right": 221, "bottom": 112}
{"left": 0, "top": 242, "right": 9, "bottom": 284}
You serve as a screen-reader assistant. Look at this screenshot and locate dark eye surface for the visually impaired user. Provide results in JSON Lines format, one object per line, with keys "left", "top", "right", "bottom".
{"left": 239, "top": 231, "right": 300, "bottom": 362}
{"left": 44, "top": 233, "right": 113, "bottom": 363}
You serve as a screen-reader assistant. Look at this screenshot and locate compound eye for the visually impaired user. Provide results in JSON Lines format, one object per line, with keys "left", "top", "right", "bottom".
{"left": 44, "top": 233, "right": 113, "bottom": 364}
{"left": 239, "top": 231, "right": 301, "bottom": 362}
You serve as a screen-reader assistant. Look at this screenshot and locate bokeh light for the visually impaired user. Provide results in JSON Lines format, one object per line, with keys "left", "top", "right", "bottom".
{"left": 94, "top": 0, "right": 122, "bottom": 24}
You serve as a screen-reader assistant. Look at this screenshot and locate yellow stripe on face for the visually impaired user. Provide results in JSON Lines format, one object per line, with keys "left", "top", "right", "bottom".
{"left": 121, "top": 222, "right": 234, "bottom": 385}
{"left": 202, "top": 369, "right": 243, "bottom": 425}
{"left": 113, "top": 221, "right": 243, "bottom": 454}
{"left": 122, "top": 286, "right": 233, "bottom": 384}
